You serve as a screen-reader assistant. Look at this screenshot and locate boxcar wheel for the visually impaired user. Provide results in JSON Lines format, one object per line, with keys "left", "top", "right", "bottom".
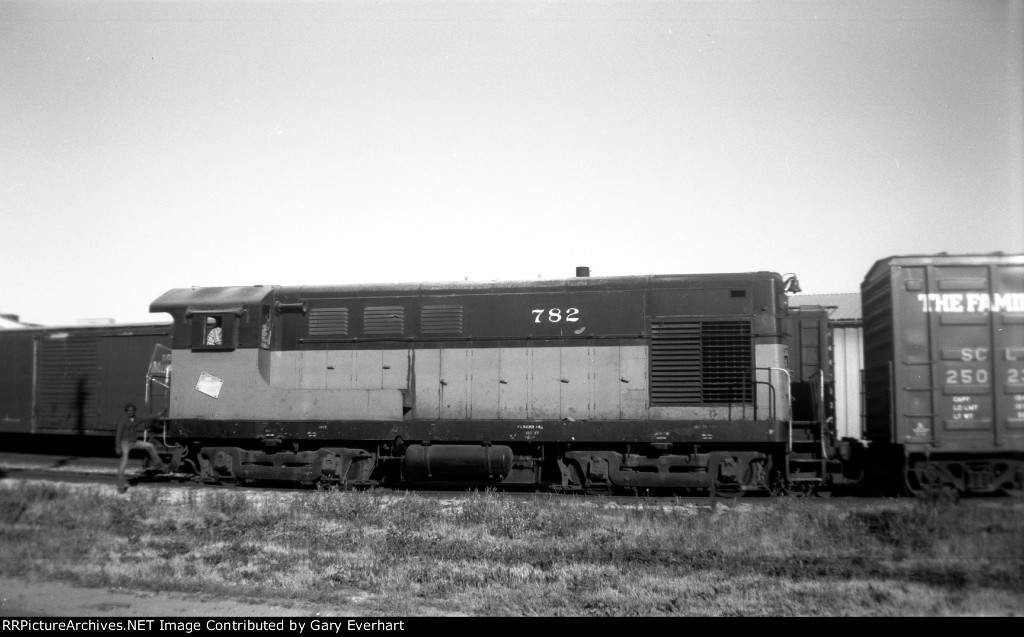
{"left": 904, "top": 463, "right": 958, "bottom": 500}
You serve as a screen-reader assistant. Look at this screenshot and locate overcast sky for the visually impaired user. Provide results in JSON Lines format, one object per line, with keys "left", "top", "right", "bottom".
{"left": 2, "top": 0, "right": 1022, "bottom": 325}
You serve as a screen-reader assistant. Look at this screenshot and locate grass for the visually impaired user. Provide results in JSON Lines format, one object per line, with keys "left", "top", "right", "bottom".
{"left": 0, "top": 481, "right": 1022, "bottom": 616}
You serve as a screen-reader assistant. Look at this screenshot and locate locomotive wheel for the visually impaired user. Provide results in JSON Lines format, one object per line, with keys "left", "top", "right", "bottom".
{"left": 554, "top": 457, "right": 587, "bottom": 493}
{"left": 709, "top": 455, "right": 767, "bottom": 497}
{"left": 196, "top": 454, "right": 223, "bottom": 484}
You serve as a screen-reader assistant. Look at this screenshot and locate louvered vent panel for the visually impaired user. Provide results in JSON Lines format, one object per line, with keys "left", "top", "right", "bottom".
{"left": 701, "top": 321, "right": 752, "bottom": 403}
{"left": 421, "top": 305, "right": 464, "bottom": 335}
{"left": 363, "top": 306, "right": 405, "bottom": 335}
{"left": 36, "top": 337, "right": 99, "bottom": 429}
{"left": 650, "top": 321, "right": 702, "bottom": 404}
{"left": 308, "top": 307, "right": 349, "bottom": 337}
{"left": 650, "top": 320, "right": 752, "bottom": 405}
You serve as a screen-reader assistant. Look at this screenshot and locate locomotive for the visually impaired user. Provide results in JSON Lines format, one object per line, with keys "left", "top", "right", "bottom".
{"left": 1, "top": 253, "right": 1021, "bottom": 497}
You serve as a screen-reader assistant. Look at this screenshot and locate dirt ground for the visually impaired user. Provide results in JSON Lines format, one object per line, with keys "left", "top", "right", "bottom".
{"left": 0, "top": 576, "right": 368, "bottom": 617}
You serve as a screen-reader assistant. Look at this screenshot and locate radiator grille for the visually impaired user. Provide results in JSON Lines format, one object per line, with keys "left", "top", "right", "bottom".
{"left": 650, "top": 320, "right": 752, "bottom": 405}
{"left": 420, "top": 305, "right": 464, "bottom": 335}
{"left": 307, "top": 307, "right": 349, "bottom": 337}
{"left": 363, "top": 306, "right": 405, "bottom": 335}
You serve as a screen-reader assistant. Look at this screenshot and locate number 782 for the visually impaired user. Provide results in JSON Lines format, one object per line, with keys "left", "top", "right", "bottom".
{"left": 532, "top": 308, "right": 580, "bottom": 323}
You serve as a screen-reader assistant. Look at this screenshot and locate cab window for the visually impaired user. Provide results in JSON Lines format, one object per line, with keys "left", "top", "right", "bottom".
{"left": 191, "top": 313, "right": 236, "bottom": 351}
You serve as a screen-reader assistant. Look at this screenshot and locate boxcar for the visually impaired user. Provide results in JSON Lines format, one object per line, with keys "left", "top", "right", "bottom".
{"left": 861, "top": 253, "right": 1024, "bottom": 495}
{"left": 0, "top": 323, "right": 172, "bottom": 453}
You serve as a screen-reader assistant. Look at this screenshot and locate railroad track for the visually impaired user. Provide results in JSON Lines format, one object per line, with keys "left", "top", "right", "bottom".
{"left": 3, "top": 451, "right": 1018, "bottom": 508}
{"left": 0, "top": 451, "right": 746, "bottom": 505}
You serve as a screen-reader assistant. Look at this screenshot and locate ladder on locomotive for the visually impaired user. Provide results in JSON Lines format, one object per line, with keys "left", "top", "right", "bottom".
{"left": 786, "top": 370, "right": 844, "bottom": 491}
{"left": 787, "top": 420, "right": 829, "bottom": 486}
{"left": 785, "top": 314, "right": 836, "bottom": 488}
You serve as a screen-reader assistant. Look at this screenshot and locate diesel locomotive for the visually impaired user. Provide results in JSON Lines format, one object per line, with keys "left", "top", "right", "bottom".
{"left": 1, "top": 253, "right": 1021, "bottom": 497}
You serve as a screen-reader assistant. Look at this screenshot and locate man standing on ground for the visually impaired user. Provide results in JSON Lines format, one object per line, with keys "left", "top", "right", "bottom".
{"left": 114, "top": 403, "right": 165, "bottom": 493}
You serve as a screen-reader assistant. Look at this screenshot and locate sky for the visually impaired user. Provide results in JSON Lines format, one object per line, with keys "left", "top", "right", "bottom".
{"left": 2, "top": 0, "right": 1022, "bottom": 326}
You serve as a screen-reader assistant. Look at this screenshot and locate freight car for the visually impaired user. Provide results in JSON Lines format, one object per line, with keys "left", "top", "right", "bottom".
{"left": 0, "top": 322, "right": 172, "bottom": 457}
{"left": 855, "top": 253, "right": 1024, "bottom": 497}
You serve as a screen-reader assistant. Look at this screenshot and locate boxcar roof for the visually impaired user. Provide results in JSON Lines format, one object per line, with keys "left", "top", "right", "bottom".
{"left": 0, "top": 322, "right": 171, "bottom": 335}
{"left": 863, "top": 252, "right": 1024, "bottom": 284}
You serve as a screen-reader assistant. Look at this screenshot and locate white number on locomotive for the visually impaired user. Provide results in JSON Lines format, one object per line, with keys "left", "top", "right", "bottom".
{"left": 531, "top": 308, "right": 580, "bottom": 323}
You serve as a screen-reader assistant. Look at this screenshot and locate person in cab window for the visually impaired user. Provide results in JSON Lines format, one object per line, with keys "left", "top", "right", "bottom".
{"left": 206, "top": 317, "right": 223, "bottom": 346}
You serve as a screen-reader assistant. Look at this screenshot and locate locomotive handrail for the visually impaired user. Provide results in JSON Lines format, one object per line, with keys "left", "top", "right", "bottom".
{"left": 811, "top": 370, "right": 828, "bottom": 458}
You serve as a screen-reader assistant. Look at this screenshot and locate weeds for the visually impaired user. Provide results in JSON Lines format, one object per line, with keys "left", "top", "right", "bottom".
{"left": 0, "top": 482, "right": 1021, "bottom": 616}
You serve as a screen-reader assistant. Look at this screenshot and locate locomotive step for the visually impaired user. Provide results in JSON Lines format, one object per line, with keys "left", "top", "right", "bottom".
{"left": 787, "top": 455, "right": 824, "bottom": 462}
